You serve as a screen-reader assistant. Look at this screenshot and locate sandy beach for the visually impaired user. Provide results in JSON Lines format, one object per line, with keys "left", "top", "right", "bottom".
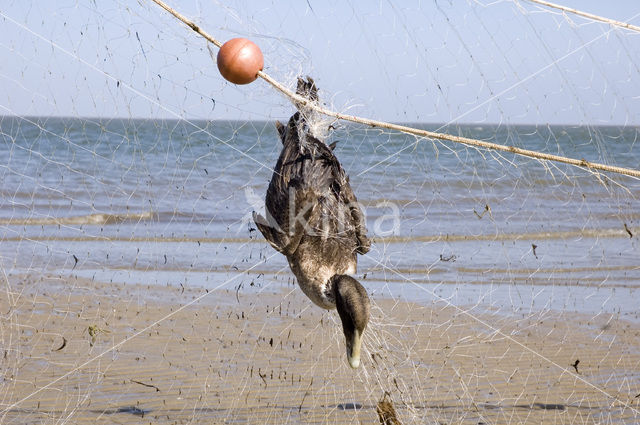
{"left": 1, "top": 273, "right": 639, "bottom": 424}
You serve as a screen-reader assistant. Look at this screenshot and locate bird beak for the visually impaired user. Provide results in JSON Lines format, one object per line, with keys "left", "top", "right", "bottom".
{"left": 346, "top": 329, "right": 363, "bottom": 369}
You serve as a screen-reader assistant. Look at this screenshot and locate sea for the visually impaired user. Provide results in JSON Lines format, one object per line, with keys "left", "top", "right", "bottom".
{"left": 1, "top": 117, "right": 639, "bottom": 321}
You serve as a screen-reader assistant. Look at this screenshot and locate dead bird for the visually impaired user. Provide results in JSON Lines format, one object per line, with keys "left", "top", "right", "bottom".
{"left": 254, "top": 77, "right": 371, "bottom": 368}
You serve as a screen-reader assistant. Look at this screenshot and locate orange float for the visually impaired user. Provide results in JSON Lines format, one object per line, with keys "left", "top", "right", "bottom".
{"left": 216, "top": 38, "right": 264, "bottom": 85}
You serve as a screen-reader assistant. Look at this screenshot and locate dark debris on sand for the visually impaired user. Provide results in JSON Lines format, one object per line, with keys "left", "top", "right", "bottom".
{"left": 377, "top": 392, "right": 402, "bottom": 425}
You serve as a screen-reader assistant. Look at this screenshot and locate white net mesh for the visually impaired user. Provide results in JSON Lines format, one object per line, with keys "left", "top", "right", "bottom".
{"left": 1, "top": 1, "right": 639, "bottom": 424}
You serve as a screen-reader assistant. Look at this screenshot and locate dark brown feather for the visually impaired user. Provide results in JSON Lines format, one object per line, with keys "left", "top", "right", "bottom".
{"left": 260, "top": 108, "right": 370, "bottom": 259}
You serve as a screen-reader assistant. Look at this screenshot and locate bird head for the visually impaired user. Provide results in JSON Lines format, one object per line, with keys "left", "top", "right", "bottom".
{"left": 332, "top": 274, "right": 370, "bottom": 369}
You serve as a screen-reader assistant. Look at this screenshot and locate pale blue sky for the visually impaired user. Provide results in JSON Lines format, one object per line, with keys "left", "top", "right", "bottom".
{"left": 1, "top": 0, "right": 639, "bottom": 124}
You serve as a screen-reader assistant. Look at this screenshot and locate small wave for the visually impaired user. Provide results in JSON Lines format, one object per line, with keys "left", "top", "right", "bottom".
{"left": 0, "top": 211, "right": 156, "bottom": 226}
{"left": 377, "top": 228, "right": 631, "bottom": 242}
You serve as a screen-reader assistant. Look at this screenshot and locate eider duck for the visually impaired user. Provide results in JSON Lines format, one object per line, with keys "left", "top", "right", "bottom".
{"left": 253, "top": 77, "right": 371, "bottom": 368}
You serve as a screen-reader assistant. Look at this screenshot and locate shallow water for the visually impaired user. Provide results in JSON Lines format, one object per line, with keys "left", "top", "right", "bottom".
{"left": 1, "top": 117, "right": 638, "bottom": 319}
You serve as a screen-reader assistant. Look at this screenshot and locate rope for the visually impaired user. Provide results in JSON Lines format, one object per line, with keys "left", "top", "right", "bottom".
{"left": 149, "top": 0, "right": 640, "bottom": 180}
{"left": 149, "top": 0, "right": 222, "bottom": 48}
{"left": 525, "top": 0, "right": 640, "bottom": 34}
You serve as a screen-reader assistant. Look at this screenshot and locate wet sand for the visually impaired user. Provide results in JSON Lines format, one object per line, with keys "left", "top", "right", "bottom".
{"left": 1, "top": 274, "right": 639, "bottom": 424}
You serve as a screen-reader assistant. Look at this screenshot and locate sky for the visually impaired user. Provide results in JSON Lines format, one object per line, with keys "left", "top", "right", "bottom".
{"left": 1, "top": 0, "right": 639, "bottom": 125}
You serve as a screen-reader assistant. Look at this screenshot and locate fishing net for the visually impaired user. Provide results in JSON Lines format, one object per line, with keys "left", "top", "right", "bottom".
{"left": 1, "top": 1, "right": 639, "bottom": 424}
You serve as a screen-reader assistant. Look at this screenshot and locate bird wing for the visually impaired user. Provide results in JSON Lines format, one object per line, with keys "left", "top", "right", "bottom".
{"left": 258, "top": 76, "right": 369, "bottom": 257}
{"left": 297, "top": 137, "right": 370, "bottom": 255}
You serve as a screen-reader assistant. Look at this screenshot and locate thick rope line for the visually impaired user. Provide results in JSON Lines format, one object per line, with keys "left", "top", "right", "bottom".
{"left": 264, "top": 70, "right": 640, "bottom": 178}
{"left": 149, "top": 0, "right": 222, "bottom": 48}
{"left": 149, "top": 0, "right": 640, "bottom": 180}
{"left": 525, "top": 0, "right": 640, "bottom": 33}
